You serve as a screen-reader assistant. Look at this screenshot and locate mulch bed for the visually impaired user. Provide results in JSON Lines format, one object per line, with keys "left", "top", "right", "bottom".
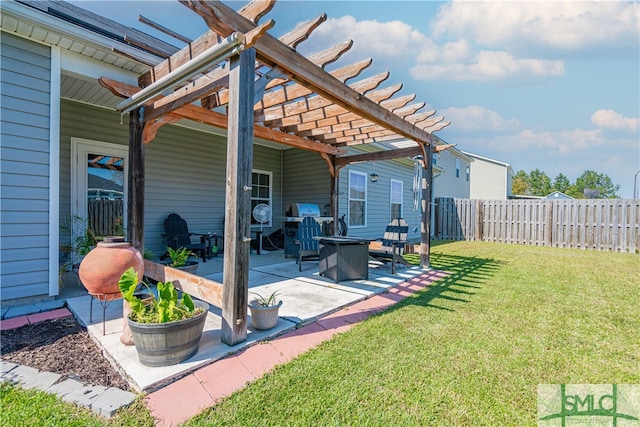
{"left": 1, "top": 316, "right": 130, "bottom": 391}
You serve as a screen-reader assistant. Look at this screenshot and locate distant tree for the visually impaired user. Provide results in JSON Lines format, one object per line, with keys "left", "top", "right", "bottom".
{"left": 511, "top": 168, "right": 620, "bottom": 199}
{"left": 571, "top": 170, "right": 620, "bottom": 199}
{"left": 529, "top": 169, "right": 552, "bottom": 196}
{"left": 552, "top": 173, "right": 571, "bottom": 194}
{"left": 512, "top": 170, "right": 530, "bottom": 195}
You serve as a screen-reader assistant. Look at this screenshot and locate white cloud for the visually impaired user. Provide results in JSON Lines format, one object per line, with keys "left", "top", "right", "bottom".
{"left": 515, "top": 128, "right": 612, "bottom": 154}
{"left": 441, "top": 106, "right": 520, "bottom": 132}
{"left": 449, "top": 127, "right": 639, "bottom": 196}
{"left": 411, "top": 50, "right": 564, "bottom": 82}
{"left": 591, "top": 109, "right": 639, "bottom": 132}
{"left": 305, "top": 3, "right": 637, "bottom": 84}
{"left": 306, "top": 15, "right": 430, "bottom": 61}
{"left": 432, "top": 1, "right": 639, "bottom": 52}
{"left": 309, "top": 13, "right": 567, "bottom": 84}
{"left": 453, "top": 126, "right": 624, "bottom": 158}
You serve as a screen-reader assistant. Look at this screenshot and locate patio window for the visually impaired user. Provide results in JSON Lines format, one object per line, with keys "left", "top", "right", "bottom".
{"left": 348, "top": 170, "right": 367, "bottom": 227}
{"left": 390, "top": 179, "right": 403, "bottom": 221}
{"left": 251, "top": 170, "right": 272, "bottom": 226}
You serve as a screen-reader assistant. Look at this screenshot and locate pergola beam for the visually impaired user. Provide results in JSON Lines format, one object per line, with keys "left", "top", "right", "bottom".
{"left": 334, "top": 143, "right": 456, "bottom": 166}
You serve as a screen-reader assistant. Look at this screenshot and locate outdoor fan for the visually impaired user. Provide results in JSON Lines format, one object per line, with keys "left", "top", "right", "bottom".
{"left": 253, "top": 203, "right": 272, "bottom": 226}
{"left": 252, "top": 203, "right": 272, "bottom": 253}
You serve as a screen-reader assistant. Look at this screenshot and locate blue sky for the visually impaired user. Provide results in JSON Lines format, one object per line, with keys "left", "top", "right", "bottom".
{"left": 72, "top": 1, "right": 640, "bottom": 197}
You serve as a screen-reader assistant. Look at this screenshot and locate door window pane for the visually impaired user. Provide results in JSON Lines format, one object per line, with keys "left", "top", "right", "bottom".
{"left": 86, "top": 154, "right": 124, "bottom": 237}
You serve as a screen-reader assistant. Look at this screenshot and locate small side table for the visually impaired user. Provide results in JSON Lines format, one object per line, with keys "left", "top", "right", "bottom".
{"left": 316, "top": 236, "right": 370, "bottom": 283}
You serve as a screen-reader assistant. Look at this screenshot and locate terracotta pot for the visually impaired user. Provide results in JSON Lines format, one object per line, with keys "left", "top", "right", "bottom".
{"left": 78, "top": 237, "right": 145, "bottom": 297}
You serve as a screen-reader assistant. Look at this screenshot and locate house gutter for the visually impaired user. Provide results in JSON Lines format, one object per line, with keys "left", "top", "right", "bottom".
{"left": 3, "top": 0, "right": 160, "bottom": 66}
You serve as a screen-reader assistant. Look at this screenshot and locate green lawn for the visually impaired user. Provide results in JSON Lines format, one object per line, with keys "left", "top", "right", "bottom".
{"left": 2, "top": 241, "right": 638, "bottom": 426}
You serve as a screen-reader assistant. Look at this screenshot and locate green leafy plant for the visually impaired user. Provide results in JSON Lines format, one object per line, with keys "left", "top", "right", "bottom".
{"left": 166, "top": 246, "right": 193, "bottom": 268}
{"left": 250, "top": 290, "right": 281, "bottom": 307}
{"left": 58, "top": 215, "right": 98, "bottom": 284}
{"left": 118, "top": 267, "right": 203, "bottom": 323}
{"left": 143, "top": 248, "right": 156, "bottom": 260}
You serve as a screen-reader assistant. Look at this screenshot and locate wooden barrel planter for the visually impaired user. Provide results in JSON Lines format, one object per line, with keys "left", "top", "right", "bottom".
{"left": 127, "top": 301, "right": 209, "bottom": 367}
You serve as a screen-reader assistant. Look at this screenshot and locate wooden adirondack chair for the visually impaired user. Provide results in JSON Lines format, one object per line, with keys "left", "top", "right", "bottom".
{"left": 368, "top": 218, "right": 411, "bottom": 274}
{"left": 295, "top": 216, "right": 322, "bottom": 271}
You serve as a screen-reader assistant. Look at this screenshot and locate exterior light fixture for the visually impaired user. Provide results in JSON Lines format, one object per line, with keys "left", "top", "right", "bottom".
{"left": 370, "top": 162, "right": 378, "bottom": 182}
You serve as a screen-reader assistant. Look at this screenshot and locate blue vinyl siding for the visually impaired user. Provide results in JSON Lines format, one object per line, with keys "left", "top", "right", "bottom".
{"left": 1, "top": 32, "right": 52, "bottom": 301}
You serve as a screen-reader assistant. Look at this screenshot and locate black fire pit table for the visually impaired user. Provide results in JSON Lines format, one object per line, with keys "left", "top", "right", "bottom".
{"left": 315, "top": 236, "right": 371, "bottom": 283}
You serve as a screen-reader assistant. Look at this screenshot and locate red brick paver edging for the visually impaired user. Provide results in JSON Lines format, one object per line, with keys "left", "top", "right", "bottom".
{"left": 145, "top": 270, "right": 448, "bottom": 426}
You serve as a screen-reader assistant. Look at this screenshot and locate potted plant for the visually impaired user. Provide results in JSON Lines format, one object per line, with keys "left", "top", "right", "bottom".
{"left": 59, "top": 215, "right": 98, "bottom": 285}
{"left": 248, "top": 290, "right": 282, "bottom": 330}
{"left": 164, "top": 246, "right": 198, "bottom": 274}
{"left": 118, "top": 267, "right": 209, "bottom": 367}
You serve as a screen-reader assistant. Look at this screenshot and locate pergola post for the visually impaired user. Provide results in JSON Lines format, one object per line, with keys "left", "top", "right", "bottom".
{"left": 127, "top": 107, "right": 145, "bottom": 252}
{"left": 221, "top": 47, "right": 256, "bottom": 345}
{"left": 420, "top": 144, "right": 433, "bottom": 268}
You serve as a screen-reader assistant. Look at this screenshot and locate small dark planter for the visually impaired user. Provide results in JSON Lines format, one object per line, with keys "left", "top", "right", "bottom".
{"left": 127, "top": 301, "right": 209, "bottom": 367}
{"left": 162, "top": 260, "right": 199, "bottom": 275}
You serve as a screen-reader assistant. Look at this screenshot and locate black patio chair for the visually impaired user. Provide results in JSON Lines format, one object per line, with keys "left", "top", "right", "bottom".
{"left": 162, "top": 213, "right": 211, "bottom": 262}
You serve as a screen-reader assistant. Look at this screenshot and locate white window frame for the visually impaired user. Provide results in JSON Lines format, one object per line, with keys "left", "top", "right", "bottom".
{"left": 348, "top": 170, "right": 367, "bottom": 228}
{"left": 251, "top": 169, "right": 272, "bottom": 227}
{"left": 71, "top": 138, "right": 128, "bottom": 230}
{"left": 390, "top": 179, "right": 403, "bottom": 221}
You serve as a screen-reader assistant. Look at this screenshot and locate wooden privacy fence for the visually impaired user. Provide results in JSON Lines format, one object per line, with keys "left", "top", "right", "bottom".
{"left": 88, "top": 199, "right": 123, "bottom": 237}
{"left": 434, "top": 198, "right": 640, "bottom": 253}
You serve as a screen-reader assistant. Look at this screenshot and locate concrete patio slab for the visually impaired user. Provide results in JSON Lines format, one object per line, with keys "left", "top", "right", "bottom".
{"left": 67, "top": 295, "right": 298, "bottom": 392}
{"left": 64, "top": 252, "right": 434, "bottom": 394}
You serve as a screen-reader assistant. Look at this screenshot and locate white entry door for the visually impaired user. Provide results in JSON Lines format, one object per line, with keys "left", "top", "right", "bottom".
{"left": 71, "top": 138, "right": 128, "bottom": 238}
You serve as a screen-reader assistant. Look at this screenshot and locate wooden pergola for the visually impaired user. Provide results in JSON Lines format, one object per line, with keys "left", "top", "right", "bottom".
{"left": 100, "top": 0, "right": 450, "bottom": 345}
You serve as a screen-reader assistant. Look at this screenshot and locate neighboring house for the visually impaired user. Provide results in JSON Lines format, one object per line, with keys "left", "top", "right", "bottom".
{"left": 281, "top": 147, "right": 424, "bottom": 239}
{"left": 545, "top": 191, "right": 574, "bottom": 200}
{"left": 462, "top": 151, "right": 514, "bottom": 200}
{"left": 432, "top": 145, "right": 473, "bottom": 199}
{"left": 0, "top": 1, "right": 449, "bottom": 305}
